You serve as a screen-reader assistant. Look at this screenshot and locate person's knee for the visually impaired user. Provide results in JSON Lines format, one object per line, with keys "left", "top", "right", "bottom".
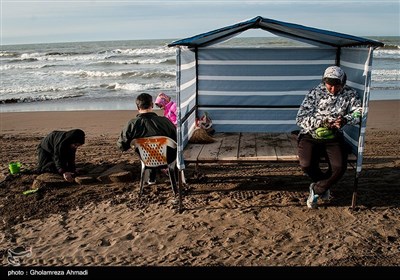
{"left": 299, "top": 160, "right": 312, "bottom": 173}
{"left": 300, "top": 166, "right": 310, "bottom": 175}
{"left": 39, "top": 162, "right": 57, "bottom": 173}
{"left": 331, "top": 162, "right": 346, "bottom": 174}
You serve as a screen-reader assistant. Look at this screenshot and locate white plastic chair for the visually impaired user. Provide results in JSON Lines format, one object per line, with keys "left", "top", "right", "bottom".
{"left": 132, "top": 136, "right": 180, "bottom": 206}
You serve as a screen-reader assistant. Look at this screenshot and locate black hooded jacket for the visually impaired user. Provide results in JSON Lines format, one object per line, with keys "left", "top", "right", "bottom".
{"left": 117, "top": 112, "right": 177, "bottom": 152}
{"left": 38, "top": 129, "right": 85, "bottom": 173}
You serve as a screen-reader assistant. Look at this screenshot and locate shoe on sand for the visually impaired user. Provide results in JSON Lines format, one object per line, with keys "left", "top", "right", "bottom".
{"left": 307, "top": 183, "right": 319, "bottom": 209}
{"left": 320, "top": 189, "right": 331, "bottom": 202}
{"left": 147, "top": 180, "right": 156, "bottom": 186}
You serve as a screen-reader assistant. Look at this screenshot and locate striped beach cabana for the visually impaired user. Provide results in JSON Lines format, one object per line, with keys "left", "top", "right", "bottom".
{"left": 168, "top": 16, "right": 384, "bottom": 210}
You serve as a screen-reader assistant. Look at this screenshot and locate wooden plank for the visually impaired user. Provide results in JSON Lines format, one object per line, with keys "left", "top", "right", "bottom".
{"left": 238, "top": 133, "right": 257, "bottom": 161}
{"left": 274, "top": 133, "right": 298, "bottom": 161}
{"left": 217, "top": 133, "right": 240, "bottom": 161}
{"left": 289, "top": 133, "right": 299, "bottom": 148}
{"left": 256, "top": 133, "right": 278, "bottom": 161}
{"left": 183, "top": 143, "right": 204, "bottom": 162}
{"left": 288, "top": 133, "right": 300, "bottom": 161}
{"left": 197, "top": 136, "right": 223, "bottom": 161}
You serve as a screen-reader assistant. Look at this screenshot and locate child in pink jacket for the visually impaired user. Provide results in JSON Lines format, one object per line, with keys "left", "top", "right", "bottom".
{"left": 155, "top": 92, "right": 177, "bottom": 126}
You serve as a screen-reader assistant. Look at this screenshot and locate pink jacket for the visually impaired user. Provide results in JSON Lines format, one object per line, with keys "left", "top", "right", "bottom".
{"left": 155, "top": 93, "right": 177, "bottom": 126}
{"left": 164, "top": 101, "right": 177, "bottom": 126}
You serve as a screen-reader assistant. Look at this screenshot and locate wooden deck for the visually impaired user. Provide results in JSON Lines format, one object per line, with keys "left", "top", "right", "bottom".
{"left": 183, "top": 132, "right": 356, "bottom": 163}
{"left": 184, "top": 132, "right": 299, "bottom": 163}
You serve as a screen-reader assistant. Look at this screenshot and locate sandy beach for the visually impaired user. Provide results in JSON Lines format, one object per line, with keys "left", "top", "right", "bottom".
{"left": 0, "top": 100, "right": 399, "bottom": 269}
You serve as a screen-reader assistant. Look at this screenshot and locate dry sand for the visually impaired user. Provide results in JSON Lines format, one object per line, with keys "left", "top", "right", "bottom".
{"left": 0, "top": 100, "right": 399, "bottom": 270}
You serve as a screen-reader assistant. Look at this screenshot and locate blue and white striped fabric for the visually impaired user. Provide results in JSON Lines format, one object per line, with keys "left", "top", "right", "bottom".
{"left": 171, "top": 17, "right": 381, "bottom": 172}
{"left": 174, "top": 46, "right": 373, "bottom": 172}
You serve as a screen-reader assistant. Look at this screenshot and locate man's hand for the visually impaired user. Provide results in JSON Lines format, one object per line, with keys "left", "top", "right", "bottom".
{"left": 327, "top": 115, "right": 347, "bottom": 129}
{"left": 63, "top": 172, "right": 75, "bottom": 182}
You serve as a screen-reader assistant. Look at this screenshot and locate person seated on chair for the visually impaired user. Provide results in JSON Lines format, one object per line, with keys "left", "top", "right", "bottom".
{"left": 37, "top": 129, "right": 85, "bottom": 182}
{"left": 117, "top": 92, "right": 177, "bottom": 185}
{"left": 296, "top": 66, "right": 362, "bottom": 209}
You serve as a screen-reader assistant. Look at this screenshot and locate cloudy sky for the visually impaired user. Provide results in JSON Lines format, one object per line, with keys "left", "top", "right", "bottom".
{"left": 1, "top": 0, "right": 399, "bottom": 45}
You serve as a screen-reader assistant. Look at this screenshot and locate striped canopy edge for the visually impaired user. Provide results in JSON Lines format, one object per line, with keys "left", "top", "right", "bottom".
{"left": 168, "top": 16, "right": 384, "bottom": 48}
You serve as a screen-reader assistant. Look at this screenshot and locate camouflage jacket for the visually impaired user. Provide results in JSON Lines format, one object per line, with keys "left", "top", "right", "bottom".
{"left": 296, "top": 83, "right": 362, "bottom": 138}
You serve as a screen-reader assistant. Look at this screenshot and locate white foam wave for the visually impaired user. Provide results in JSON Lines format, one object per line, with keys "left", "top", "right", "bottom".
{"left": 374, "top": 49, "right": 400, "bottom": 58}
{"left": 0, "top": 51, "right": 18, "bottom": 57}
{"left": 18, "top": 52, "right": 109, "bottom": 62}
{"left": 94, "top": 57, "right": 173, "bottom": 65}
{"left": 59, "top": 69, "right": 175, "bottom": 78}
{"left": 114, "top": 47, "right": 174, "bottom": 56}
{"left": 14, "top": 47, "right": 174, "bottom": 63}
{"left": 60, "top": 70, "right": 134, "bottom": 78}
{"left": 0, "top": 91, "right": 84, "bottom": 102}
{"left": 372, "top": 69, "right": 400, "bottom": 81}
{"left": 0, "top": 64, "right": 47, "bottom": 70}
{"left": 110, "top": 81, "right": 175, "bottom": 91}
{"left": 0, "top": 84, "right": 85, "bottom": 95}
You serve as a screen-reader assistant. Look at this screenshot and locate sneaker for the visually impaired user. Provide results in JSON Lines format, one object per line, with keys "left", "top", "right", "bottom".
{"left": 147, "top": 180, "right": 156, "bottom": 185}
{"left": 307, "top": 183, "right": 319, "bottom": 209}
{"left": 320, "top": 189, "right": 331, "bottom": 202}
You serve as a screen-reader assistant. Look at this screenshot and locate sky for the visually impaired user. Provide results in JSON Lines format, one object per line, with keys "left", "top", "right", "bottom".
{"left": 1, "top": 0, "right": 399, "bottom": 45}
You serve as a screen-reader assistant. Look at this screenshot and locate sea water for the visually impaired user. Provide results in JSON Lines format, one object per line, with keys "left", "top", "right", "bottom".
{"left": 1, "top": 36, "right": 399, "bottom": 112}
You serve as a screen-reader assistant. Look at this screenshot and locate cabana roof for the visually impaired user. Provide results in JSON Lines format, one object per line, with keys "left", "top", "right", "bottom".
{"left": 168, "top": 16, "right": 384, "bottom": 48}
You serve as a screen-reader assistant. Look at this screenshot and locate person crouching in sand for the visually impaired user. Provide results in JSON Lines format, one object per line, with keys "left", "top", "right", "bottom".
{"left": 36, "top": 129, "right": 85, "bottom": 182}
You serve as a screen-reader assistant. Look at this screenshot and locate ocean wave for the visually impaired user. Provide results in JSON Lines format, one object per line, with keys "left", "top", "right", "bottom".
{"left": 141, "top": 71, "right": 175, "bottom": 79}
{"left": 374, "top": 49, "right": 400, "bottom": 58}
{"left": 380, "top": 44, "right": 400, "bottom": 50}
{"left": 6, "top": 48, "right": 174, "bottom": 64}
{"left": 8, "top": 57, "right": 38, "bottom": 63}
{"left": 101, "top": 81, "right": 175, "bottom": 91}
{"left": 0, "top": 63, "right": 62, "bottom": 70}
{"left": 0, "top": 84, "right": 87, "bottom": 95}
{"left": 110, "top": 47, "right": 174, "bottom": 56}
{"left": 163, "top": 58, "right": 176, "bottom": 64}
{"left": 139, "top": 58, "right": 175, "bottom": 65}
{"left": 372, "top": 86, "right": 400, "bottom": 90}
{"left": 1, "top": 80, "right": 174, "bottom": 103}
{"left": 1, "top": 64, "right": 44, "bottom": 70}
{"left": 15, "top": 52, "right": 110, "bottom": 62}
{"left": 45, "top": 52, "right": 65, "bottom": 56}
{"left": 372, "top": 69, "right": 400, "bottom": 81}
{"left": 60, "top": 70, "right": 134, "bottom": 78}
{"left": 59, "top": 69, "right": 175, "bottom": 79}
{"left": 0, "top": 51, "right": 19, "bottom": 57}
{"left": 92, "top": 57, "right": 175, "bottom": 65}
{"left": 0, "top": 92, "right": 85, "bottom": 104}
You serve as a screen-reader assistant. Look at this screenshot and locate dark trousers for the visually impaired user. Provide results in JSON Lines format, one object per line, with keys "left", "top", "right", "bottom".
{"left": 149, "top": 169, "right": 157, "bottom": 182}
{"left": 298, "top": 134, "right": 348, "bottom": 195}
{"left": 37, "top": 147, "right": 57, "bottom": 173}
